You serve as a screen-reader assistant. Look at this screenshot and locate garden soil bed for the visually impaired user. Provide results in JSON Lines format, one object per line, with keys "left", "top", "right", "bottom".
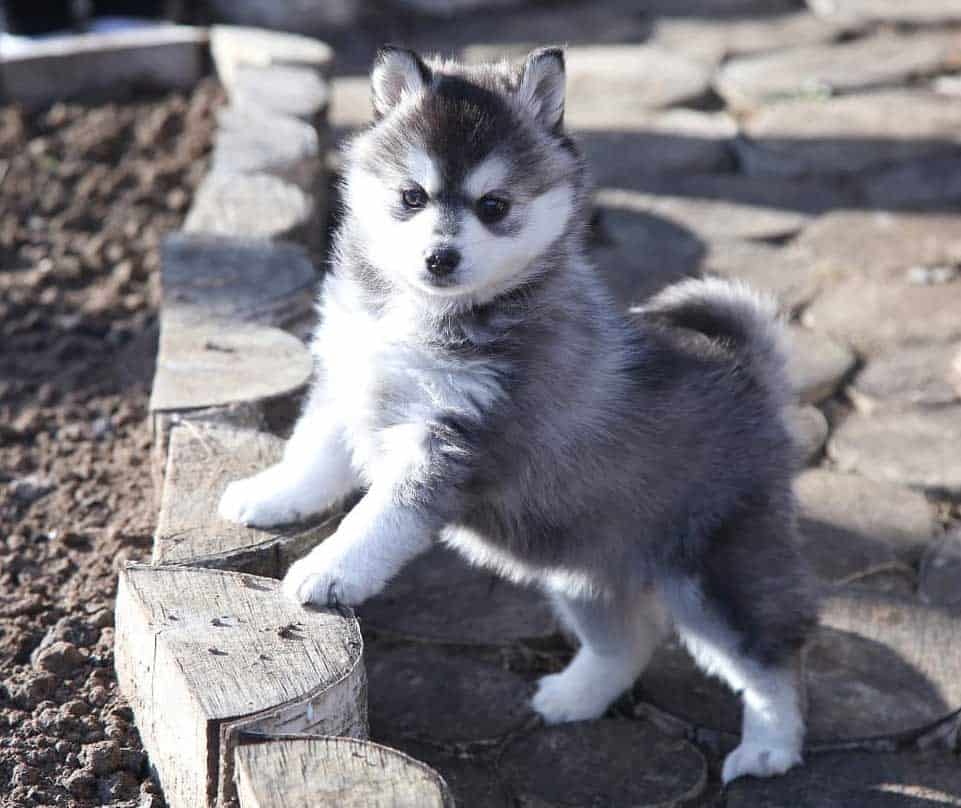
{"left": 0, "top": 79, "right": 223, "bottom": 808}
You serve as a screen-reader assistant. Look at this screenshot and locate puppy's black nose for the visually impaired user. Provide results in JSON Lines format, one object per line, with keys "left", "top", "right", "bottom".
{"left": 425, "top": 247, "right": 461, "bottom": 277}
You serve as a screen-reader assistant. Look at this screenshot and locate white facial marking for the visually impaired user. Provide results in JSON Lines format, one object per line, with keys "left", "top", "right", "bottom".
{"left": 407, "top": 148, "right": 441, "bottom": 196}
{"left": 464, "top": 156, "right": 509, "bottom": 199}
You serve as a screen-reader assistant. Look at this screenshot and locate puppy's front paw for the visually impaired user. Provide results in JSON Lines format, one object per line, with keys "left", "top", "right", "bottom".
{"left": 281, "top": 548, "right": 384, "bottom": 608}
{"left": 721, "top": 741, "right": 801, "bottom": 784}
{"left": 531, "top": 671, "right": 609, "bottom": 725}
{"left": 218, "top": 466, "right": 311, "bottom": 527}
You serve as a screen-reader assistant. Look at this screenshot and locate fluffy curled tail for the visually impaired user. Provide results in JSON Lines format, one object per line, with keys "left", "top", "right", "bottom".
{"left": 637, "top": 277, "right": 792, "bottom": 408}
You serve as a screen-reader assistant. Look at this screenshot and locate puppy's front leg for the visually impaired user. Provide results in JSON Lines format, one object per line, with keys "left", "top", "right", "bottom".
{"left": 281, "top": 486, "right": 433, "bottom": 606}
{"left": 219, "top": 387, "right": 359, "bottom": 527}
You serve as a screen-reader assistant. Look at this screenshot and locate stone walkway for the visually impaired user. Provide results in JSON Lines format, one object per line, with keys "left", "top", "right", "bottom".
{"left": 319, "top": 2, "right": 961, "bottom": 805}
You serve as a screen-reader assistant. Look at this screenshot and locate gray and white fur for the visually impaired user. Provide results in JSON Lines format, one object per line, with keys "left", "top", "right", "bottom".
{"left": 219, "top": 47, "right": 819, "bottom": 784}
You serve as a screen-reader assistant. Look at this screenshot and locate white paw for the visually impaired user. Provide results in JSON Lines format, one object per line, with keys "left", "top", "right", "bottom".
{"left": 281, "top": 547, "right": 384, "bottom": 608}
{"left": 531, "top": 671, "right": 610, "bottom": 724}
{"left": 218, "top": 467, "right": 314, "bottom": 528}
{"left": 722, "top": 741, "right": 801, "bottom": 784}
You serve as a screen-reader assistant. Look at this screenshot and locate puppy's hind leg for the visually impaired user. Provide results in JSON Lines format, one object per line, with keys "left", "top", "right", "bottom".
{"left": 662, "top": 516, "right": 816, "bottom": 783}
{"left": 532, "top": 589, "right": 666, "bottom": 724}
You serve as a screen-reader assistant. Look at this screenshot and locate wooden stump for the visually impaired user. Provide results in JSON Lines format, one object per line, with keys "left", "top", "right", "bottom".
{"left": 154, "top": 422, "right": 342, "bottom": 575}
{"left": 234, "top": 737, "right": 453, "bottom": 808}
{"left": 114, "top": 565, "right": 366, "bottom": 808}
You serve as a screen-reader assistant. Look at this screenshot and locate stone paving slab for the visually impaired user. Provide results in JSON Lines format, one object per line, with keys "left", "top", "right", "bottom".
{"left": 728, "top": 749, "right": 961, "bottom": 807}
{"left": 788, "top": 326, "right": 856, "bottom": 405}
{"left": 564, "top": 45, "right": 713, "bottom": 115}
{"left": 829, "top": 406, "right": 961, "bottom": 494}
{"left": 701, "top": 240, "right": 823, "bottom": 315}
{"left": 578, "top": 110, "right": 736, "bottom": 182}
{"left": 651, "top": 12, "right": 847, "bottom": 68}
{"left": 807, "top": 0, "right": 961, "bottom": 24}
{"left": 500, "top": 720, "right": 707, "bottom": 807}
{"left": 716, "top": 31, "right": 961, "bottom": 110}
{"left": 787, "top": 405, "right": 830, "bottom": 467}
{"left": 860, "top": 156, "right": 961, "bottom": 210}
{"left": 795, "top": 469, "right": 938, "bottom": 581}
{"left": 359, "top": 545, "right": 555, "bottom": 645}
{"left": 596, "top": 188, "right": 810, "bottom": 244}
{"left": 366, "top": 646, "right": 532, "bottom": 745}
{"left": 161, "top": 234, "right": 317, "bottom": 330}
{"left": 920, "top": 531, "right": 961, "bottom": 611}
{"left": 849, "top": 342, "right": 961, "bottom": 411}
{"left": 590, "top": 206, "right": 703, "bottom": 308}
{"left": 638, "top": 590, "right": 961, "bottom": 742}
{"left": 739, "top": 90, "right": 961, "bottom": 177}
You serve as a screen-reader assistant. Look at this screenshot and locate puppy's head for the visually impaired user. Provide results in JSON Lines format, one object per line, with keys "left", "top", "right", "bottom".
{"left": 343, "top": 46, "right": 582, "bottom": 305}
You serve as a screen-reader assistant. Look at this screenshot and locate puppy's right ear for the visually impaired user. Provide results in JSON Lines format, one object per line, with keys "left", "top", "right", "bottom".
{"left": 371, "top": 46, "right": 432, "bottom": 119}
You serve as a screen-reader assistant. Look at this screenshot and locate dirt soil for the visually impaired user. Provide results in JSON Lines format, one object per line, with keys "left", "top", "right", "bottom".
{"left": 0, "top": 79, "right": 223, "bottom": 808}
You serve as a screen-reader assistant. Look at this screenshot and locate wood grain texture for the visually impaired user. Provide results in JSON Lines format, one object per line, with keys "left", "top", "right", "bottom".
{"left": 234, "top": 737, "right": 453, "bottom": 808}
{"left": 149, "top": 310, "right": 312, "bottom": 414}
{"left": 154, "top": 422, "right": 343, "bottom": 575}
{"left": 114, "top": 564, "right": 365, "bottom": 808}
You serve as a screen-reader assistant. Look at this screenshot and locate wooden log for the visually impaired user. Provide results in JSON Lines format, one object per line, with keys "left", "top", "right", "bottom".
{"left": 154, "top": 422, "right": 343, "bottom": 576}
{"left": 234, "top": 737, "right": 453, "bottom": 808}
{"left": 114, "top": 564, "right": 365, "bottom": 808}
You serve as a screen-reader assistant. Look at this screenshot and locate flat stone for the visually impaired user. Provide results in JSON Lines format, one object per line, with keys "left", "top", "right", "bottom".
{"left": 500, "top": 721, "right": 706, "bottom": 808}
{"left": 0, "top": 25, "right": 207, "bottom": 111}
{"left": 209, "top": 25, "right": 334, "bottom": 93}
{"left": 829, "top": 405, "right": 961, "bottom": 494}
{"left": 329, "top": 75, "right": 371, "bottom": 134}
{"left": 787, "top": 327, "right": 856, "bottom": 404}
{"left": 565, "top": 45, "right": 713, "bottom": 114}
{"left": 149, "top": 312, "right": 313, "bottom": 413}
{"left": 739, "top": 91, "right": 961, "bottom": 177}
{"left": 861, "top": 157, "right": 961, "bottom": 210}
{"left": 154, "top": 422, "right": 341, "bottom": 576}
{"left": 729, "top": 750, "right": 961, "bottom": 807}
{"left": 231, "top": 64, "right": 329, "bottom": 134}
{"left": 807, "top": 0, "right": 961, "bottom": 24}
{"left": 717, "top": 31, "right": 961, "bottom": 110}
{"left": 639, "top": 591, "right": 961, "bottom": 742}
{"left": 596, "top": 188, "right": 810, "bottom": 244}
{"left": 700, "top": 240, "right": 823, "bottom": 315}
{"left": 366, "top": 645, "right": 531, "bottom": 744}
{"left": 850, "top": 342, "right": 961, "bottom": 412}
{"left": 921, "top": 531, "right": 961, "bottom": 611}
{"left": 577, "top": 110, "right": 736, "bottom": 183}
{"left": 185, "top": 173, "right": 318, "bottom": 247}
{"left": 212, "top": 105, "right": 322, "bottom": 192}
{"left": 652, "top": 13, "right": 847, "bottom": 68}
{"left": 161, "top": 234, "right": 316, "bottom": 330}
{"left": 787, "top": 405, "right": 829, "bottom": 467}
{"left": 590, "top": 205, "right": 703, "bottom": 309}
{"left": 391, "top": 742, "right": 508, "bottom": 808}
{"left": 205, "top": 1, "right": 359, "bottom": 35}
{"left": 359, "top": 544, "right": 555, "bottom": 644}
{"left": 795, "top": 469, "right": 937, "bottom": 580}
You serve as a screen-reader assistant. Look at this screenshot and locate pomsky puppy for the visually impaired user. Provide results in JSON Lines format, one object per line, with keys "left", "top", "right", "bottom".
{"left": 219, "top": 46, "right": 819, "bottom": 783}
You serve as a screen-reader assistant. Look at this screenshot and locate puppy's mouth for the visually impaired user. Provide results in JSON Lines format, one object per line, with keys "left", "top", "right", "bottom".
{"left": 419, "top": 271, "right": 462, "bottom": 292}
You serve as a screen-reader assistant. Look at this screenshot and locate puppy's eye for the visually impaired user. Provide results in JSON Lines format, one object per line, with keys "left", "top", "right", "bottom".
{"left": 402, "top": 187, "right": 428, "bottom": 209}
{"left": 476, "top": 195, "right": 511, "bottom": 224}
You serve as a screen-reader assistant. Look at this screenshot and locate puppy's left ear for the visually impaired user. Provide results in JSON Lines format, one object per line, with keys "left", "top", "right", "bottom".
{"left": 371, "top": 45, "right": 432, "bottom": 118}
{"left": 517, "top": 47, "right": 565, "bottom": 133}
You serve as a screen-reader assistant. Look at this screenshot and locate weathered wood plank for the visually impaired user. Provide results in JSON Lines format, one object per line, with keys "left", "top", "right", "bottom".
{"left": 149, "top": 312, "right": 312, "bottom": 414}
{"left": 234, "top": 737, "right": 453, "bottom": 808}
{"left": 154, "top": 422, "right": 342, "bottom": 575}
{"left": 114, "top": 565, "right": 365, "bottom": 808}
